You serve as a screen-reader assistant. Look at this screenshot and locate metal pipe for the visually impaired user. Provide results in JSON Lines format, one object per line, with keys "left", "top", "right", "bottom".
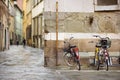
{"left": 56, "top": 1, "right": 58, "bottom": 66}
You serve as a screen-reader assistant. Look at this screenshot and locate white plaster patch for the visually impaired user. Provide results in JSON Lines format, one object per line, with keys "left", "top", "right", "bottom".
{"left": 44, "top": 33, "right": 65, "bottom": 40}
{"left": 44, "top": 33, "right": 120, "bottom": 40}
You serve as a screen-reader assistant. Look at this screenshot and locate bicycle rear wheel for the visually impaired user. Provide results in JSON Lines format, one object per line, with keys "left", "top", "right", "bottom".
{"left": 64, "top": 53, "right": 76, "bottom": 67}
{"left": 105, "top": 60, "right": 109, "bottom": 71}
{"left": 76, "top": 60, "right": 81, "bottom": 70}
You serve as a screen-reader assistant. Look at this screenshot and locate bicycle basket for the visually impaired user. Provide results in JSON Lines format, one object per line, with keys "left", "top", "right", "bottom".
{"left": 101, "top": 39, "right": 107, "bottom": 45}
{"left": 100, "top": 39, "right": 111, "bottom": 48}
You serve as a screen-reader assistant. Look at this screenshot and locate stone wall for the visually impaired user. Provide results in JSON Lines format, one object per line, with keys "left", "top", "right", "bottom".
{"left": 44, "top": 12, "right": 120, "bottom": 67}
{"left": 45, "top": 12, "right": 120, "bottom": 32}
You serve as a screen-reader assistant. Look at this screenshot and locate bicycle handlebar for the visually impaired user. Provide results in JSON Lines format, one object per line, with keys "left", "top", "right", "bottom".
{"left": 93, "top": 35, "right": 110, "bottom": 40}
{"left": 93, "top": 35, "right": 102, "bottom": 39}
{"left": 64, "top": 37, "right": 74, "bottom": 43}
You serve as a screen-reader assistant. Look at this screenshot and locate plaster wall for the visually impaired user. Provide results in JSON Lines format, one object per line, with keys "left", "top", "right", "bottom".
{"left": 44, "top": 0, "right": 94, "bottom": 12}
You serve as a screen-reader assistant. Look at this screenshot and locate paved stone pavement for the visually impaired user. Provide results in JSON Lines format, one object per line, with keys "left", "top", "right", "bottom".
{"left": 0, "top": 45, "right": 65, "bottom": 80}
{"left": 0, "top": 45, "right": 120, "bottom": 80}
{"left": 56, "top": 70, "right": 120, "bottom": 80}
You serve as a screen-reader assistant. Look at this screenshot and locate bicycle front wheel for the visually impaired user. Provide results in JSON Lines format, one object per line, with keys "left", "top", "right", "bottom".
{"left": 64, "top": 53, "right": 76, "bottom": 67}
{"left": 96, "top": 60, "right": 100, "bottom": 70}
{"left": 96, "top": 52, "right": 100, "bottom": 70}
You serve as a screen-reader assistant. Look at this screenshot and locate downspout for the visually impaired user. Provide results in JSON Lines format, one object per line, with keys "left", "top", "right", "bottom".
{"left": 56, "top": 1, "right": 58, "bottom": 66}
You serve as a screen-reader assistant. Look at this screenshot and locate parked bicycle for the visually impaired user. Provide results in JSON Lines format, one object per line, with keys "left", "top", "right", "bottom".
{"left": 63, "top": 37, "right": 81, "bottom": 70}
{"left": 92, "top": 35, "right": 111, "bottom": 71}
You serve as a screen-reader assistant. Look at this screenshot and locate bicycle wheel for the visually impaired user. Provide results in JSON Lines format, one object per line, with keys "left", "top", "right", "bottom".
{"left": 96, "top": 52, "right": 100, "bottom": 70}
{"left": 96, "top": 60, "right": 100, "bottom": 70}
{"left": 64, "top": 53, "right": 76, "bottom": 67}
{"left": 76, "top": 60, "right": 81, "bottom": 70}
{"left": 105, "top": 60, "right": 109, "bottom": 71}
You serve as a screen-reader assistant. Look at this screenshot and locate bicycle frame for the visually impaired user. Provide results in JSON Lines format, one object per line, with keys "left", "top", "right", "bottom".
{"left": 98, "top": 48, "right": 109, "bottom": 62}
{"left": 95, "top": 47, "right": 99, "bottom": 59}
{"left": 72, "top": 47, "right": 80, "bottom": 60}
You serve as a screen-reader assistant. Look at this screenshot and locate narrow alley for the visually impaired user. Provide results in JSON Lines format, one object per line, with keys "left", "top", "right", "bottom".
{"left": 0, "top": 45, "right": 65, "bottom": 80}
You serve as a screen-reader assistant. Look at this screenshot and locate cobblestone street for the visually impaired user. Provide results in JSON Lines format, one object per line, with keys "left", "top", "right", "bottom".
{"left": 0, "top": 45, "right": 65, "bottom": 80}
{"left": 0, "top": 45, "right": 120, "bottom": 80}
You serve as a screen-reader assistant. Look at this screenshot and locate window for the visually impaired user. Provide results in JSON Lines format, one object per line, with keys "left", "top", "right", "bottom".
{"left": 38, "top": 15, "right": 43, "bottom": 35}
{"left": 35, "top": 18, "right": 37, "bottom": 35}
{"left": 26, "top": 0, "right": 28, "bottom": 2}
{"left": 97, "top": 0, "right": 118, "bottom": 5}
{"left": 33, "top": 0, "right": 37, "bottom": 7}
{"left": 35, "top": 0, "right": 37, "bottom": 5}
{"left": 95, "top": 0, "right": 120, "bottom": 11}
{"left": 33, "top": 18, "right": 35, "bottom": 35}
{"left": 40, "top": 0, "right": 43, "bottom": 2}
{"left": 38, "top": 0, "right": 41, "bottom": 3}
{"left": 32, "top": 0, "right": 35, "bottom": 7}
{"left": 33, "top": 0, "right": 43, "bottom": 7}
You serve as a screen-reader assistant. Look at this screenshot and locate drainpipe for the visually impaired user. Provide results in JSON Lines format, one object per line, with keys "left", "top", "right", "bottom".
{"left": 56, "top": 1, "right": 58, "bottom": 66}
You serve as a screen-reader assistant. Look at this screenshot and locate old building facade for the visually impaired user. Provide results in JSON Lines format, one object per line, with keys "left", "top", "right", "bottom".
{"left": 23, "top": 0, "right": 44, "bottom": 47}
{"left": 23, "top": 0, "right": 32, "bottom": 46}
{"left": 44, "top": 0, "right": 120, "bottom": 67}
{"left": 9, "top": 14, "right": 15, "bottom": 45}
{"left": 0, "top": 0, "right": 10, "bottom": 51}
{"left": 22, "top": 0, "right": 27, "bottom": 43}
{"left": 9, "top": 0, "right": 15, "bottom": 45}
{"left": 8, "top": 0, "right": 23, "bottom": 45}
{"left": 32, "top": 0, "right": 44, "bottom": 48}
{"left": 14, "top": 2, "right": 23, "bottom": 44}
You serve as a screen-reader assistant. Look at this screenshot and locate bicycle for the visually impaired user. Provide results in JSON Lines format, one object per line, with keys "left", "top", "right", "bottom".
{"left": 92, "top": 35, "right": 111, "bottom": 71}
{"left": 63, "top": 37, "right": 81, "bottom": 70}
